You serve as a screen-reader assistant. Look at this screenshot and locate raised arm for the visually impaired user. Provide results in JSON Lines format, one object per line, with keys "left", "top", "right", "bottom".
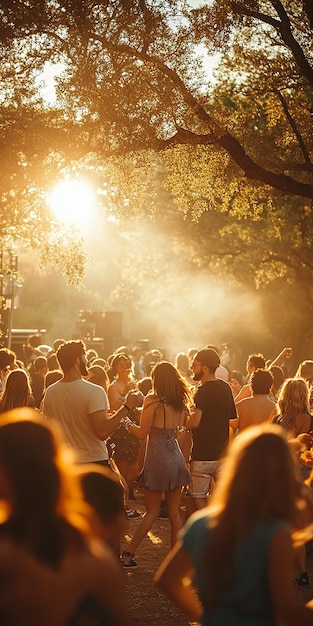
{"left": 154, "top": 540, "right": 202, "bottom": 623}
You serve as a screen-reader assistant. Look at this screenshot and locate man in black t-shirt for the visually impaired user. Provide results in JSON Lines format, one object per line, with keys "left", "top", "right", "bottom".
{"left": 187, "top": 348, "right": 237, "bottom": 510}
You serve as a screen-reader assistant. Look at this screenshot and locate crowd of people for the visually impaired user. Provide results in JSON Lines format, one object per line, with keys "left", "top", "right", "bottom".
{"left": 1, "top": 335, "right": 313, "bottom": 623}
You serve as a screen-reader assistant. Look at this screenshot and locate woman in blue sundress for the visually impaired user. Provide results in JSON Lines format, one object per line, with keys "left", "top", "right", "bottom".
{"left": 120, "top": 361, "right": 192, "bottom": 568}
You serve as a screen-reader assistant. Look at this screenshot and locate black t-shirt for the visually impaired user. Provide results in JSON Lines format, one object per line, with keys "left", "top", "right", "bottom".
{"left": 192, "top": 379, "right": 237, "bottom": 461}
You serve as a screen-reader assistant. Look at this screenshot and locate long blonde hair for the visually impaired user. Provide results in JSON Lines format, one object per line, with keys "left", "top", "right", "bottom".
{"left": 0, "top": 369, "right": 32, "bottom": 412}
{"left": 277, "top": 377, "right": 310, "bottom": 430}
{"left": 204, "top": 423, "right": 300, "bottom": 611}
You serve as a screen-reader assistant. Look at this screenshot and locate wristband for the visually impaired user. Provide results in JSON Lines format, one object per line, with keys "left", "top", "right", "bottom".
{"left": 121, "top": 416, "right": 133, "bottom": 431}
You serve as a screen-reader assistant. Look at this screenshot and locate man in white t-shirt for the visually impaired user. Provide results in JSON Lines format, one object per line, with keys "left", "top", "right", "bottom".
{"left": 42, "top": 340, "right": 139, "bottom": 464}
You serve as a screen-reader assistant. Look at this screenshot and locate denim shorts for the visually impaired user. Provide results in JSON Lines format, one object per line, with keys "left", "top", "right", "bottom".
{"left": 189, "top": 460, "right": 220, "bottom": 498}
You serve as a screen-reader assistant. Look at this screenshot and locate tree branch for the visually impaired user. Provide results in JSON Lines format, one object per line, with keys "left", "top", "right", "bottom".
{"left": 274, "top": 88, "right": 312, "bottom": 166}
{"left": 231, "top": 0, "right": 313, "bottom": 87}
{"left": 303, "top": 0, "right": 313, "bottom": 30}
{"left": 161, "top": 127, "right": 313, "bottom": 199}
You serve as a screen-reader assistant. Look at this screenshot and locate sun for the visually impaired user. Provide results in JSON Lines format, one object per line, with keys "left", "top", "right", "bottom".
{"left": 48, "top": 179, "right": 95, "bottom": 226}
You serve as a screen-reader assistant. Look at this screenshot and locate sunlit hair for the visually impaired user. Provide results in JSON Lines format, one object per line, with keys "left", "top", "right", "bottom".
{"left": 56, "top": 340, "right": 86, "bottom": 373}
{"left": 87, "top": 365, "right": 109, "bottom": 392}
{"left": 175, "top": 352, "right": 189, "bottom": 373}
{"left": 204, "top": 423, "right": 300, "bottom": 611}
{"left": 111, "top": 353, "right": 132, "bottom": 377}
{"left": 151, "top": 361, "right": 192, "bottom": 411}
{"left": 251, "top": 368, "right": 273, "bottom": 394}
{"left": 277, "top": 377, "right": 310, "bottom": 430}
{"left": 0, "top": 408, "right": 91, "bottom": 565}
{"left": 0, "top": 369, "right": 32, "bottom": 412}
{"left": 44, "top": 369, "right": 63, "bottom": 390}
{"left": 247, "top": 353, "right": 265, "bottom": 370}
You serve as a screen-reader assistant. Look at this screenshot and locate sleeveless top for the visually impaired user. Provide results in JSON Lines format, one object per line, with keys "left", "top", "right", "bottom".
{"left": 142, "top": 398, "right": 191, "bottom": 492}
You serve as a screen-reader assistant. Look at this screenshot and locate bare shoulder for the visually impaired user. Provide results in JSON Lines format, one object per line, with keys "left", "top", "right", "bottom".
{"left": 144, "top": 392, "right": 159, "bottom": 406}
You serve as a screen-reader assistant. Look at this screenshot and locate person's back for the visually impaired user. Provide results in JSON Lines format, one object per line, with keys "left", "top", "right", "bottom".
{"left": 44, "top": 377, "right": 109, "bottom": 462}
{"left": 42, "top": 340, "right": 110, "bottom": 463}
{"left": 235, "top": 395, "right": 277, "bottom": 431}
{"left": 232, "top": 369, "right": 277, "bottom": 432}
{"left": 180, "top": 509, "right": 284, "bottom": 626}
{"left": 42, "top": 340, "right": 140, "bottom": 465}
{"left": 31, "top": 356, "right": 48, "bottom": 408}
{"left": 192, "top": 378, "right": 235, "bottom": 460}
{"left": 155, "top": 424, "right": 313, "bottom": 626}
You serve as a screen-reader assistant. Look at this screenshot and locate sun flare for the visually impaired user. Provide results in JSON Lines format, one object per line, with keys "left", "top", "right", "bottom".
{"left": 48, "top": 179, "right": 95, "bottom": 226}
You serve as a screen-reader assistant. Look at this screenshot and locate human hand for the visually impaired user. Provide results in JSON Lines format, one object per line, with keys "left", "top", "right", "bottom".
{"left": 230, "top": 379, "right": 241, "bottom": 394}
{"left": 283, "top": 347, "right": 292, "bottom": 359}
{"left": 125, "top": 390, "right": 144, "bottom": 410}
{"left": 126, "top": 380, "right": 137, "bottom": 392}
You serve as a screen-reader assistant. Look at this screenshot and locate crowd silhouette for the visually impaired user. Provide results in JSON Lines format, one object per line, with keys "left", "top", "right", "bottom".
{"left": 0, "top": 337, "right": 313, "bottom": 624}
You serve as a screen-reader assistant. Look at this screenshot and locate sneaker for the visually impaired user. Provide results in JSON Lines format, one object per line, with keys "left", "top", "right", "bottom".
{"left": 125, "top": 508, "right": 142, "bottom": 520}
{"left": 120, "top": 551, "right": 138, "bottom": 569}
{"left": 294, "top": 571, "right": 310, "bottom": 586}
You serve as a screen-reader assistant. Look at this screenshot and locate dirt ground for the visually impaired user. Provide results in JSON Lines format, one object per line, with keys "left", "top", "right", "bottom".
{"left": 122, "top": 488, "right": 313, "bottom": 626}
{"left": 122, "top": 489, "right": 196, "bottom": 626}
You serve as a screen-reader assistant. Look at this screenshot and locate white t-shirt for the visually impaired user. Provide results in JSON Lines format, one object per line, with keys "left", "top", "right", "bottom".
{"left": 43, "top": 379, "right": 109, "bottom": 463}
{"left": 216, "top": 364, "right": 229, "bottom": 381}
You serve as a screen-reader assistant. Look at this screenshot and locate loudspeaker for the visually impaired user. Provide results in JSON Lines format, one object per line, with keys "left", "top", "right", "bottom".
{"left": 76, "top": 311, "right": 123, "bottom": 358}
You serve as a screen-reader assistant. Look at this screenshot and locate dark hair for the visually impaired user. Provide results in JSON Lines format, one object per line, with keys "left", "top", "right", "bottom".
{"left": 251, "top": 369, "right": 274, "bottom": 394}
{"left": 33, "top": 356, "right": 47, "bottom": 373}
{"left": 151, "top": 361, "right": 192, "bottom": 411}
{"left": 87, "top": 365, "right": 109, "bottom": 392}
{"left": 57, "top": 340, "right": 86, "bottom": 373}
{"left": 175, "top": 353, "right": 189, "bottom": 372}
{"left": 138, "top": 377, "right": 153, "bottom": 396}
{"left": 0, "top": 348, "right": 15, "bottom": 370}
{"left": 248, "top": 353, "right": 266, "bottom": 370}
{"left": 81, "top": 467, "right": 124, "bottom": 525}
{"left": 28, "top": 335, "right": 41, "bottom": 348}
{"left": 47, "top": 353, "right": 59, "bottom": 371}
{"left": 53, "top": 338, "right": 66, "bottom": 352}
{"left": 231, "top": 370, "right": 243, "bottom": 386}
{"left": 269, "top": 366, "right": 285, "bottom": 395}
{"left": 44, "top": 369, "right": 63, "bottom": 389}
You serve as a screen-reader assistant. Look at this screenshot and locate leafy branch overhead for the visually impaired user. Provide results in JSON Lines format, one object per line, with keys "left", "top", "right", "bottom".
{"left": 1, "top": 1, "right": 312, "bottom": 195}
{"left": 0, "top": 0, "right": 312, "bottom": 291}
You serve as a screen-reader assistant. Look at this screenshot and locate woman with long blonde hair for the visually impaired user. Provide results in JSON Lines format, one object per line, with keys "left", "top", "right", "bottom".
{"left": 0, "top": 369, "right": 35, "bottom": 413}
{"left": 155, "top": 423, "right": 313, "bottom": 625}
{"left": 275, "top": 377, "right": 311, "bottom": 437}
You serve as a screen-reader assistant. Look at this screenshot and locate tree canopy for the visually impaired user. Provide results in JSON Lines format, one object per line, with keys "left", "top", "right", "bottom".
{"left": 1, "top": 1, "right": 313, "bottom": 349}
{"left": 1, "top": 1, "right": 312, "bottom": 195}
